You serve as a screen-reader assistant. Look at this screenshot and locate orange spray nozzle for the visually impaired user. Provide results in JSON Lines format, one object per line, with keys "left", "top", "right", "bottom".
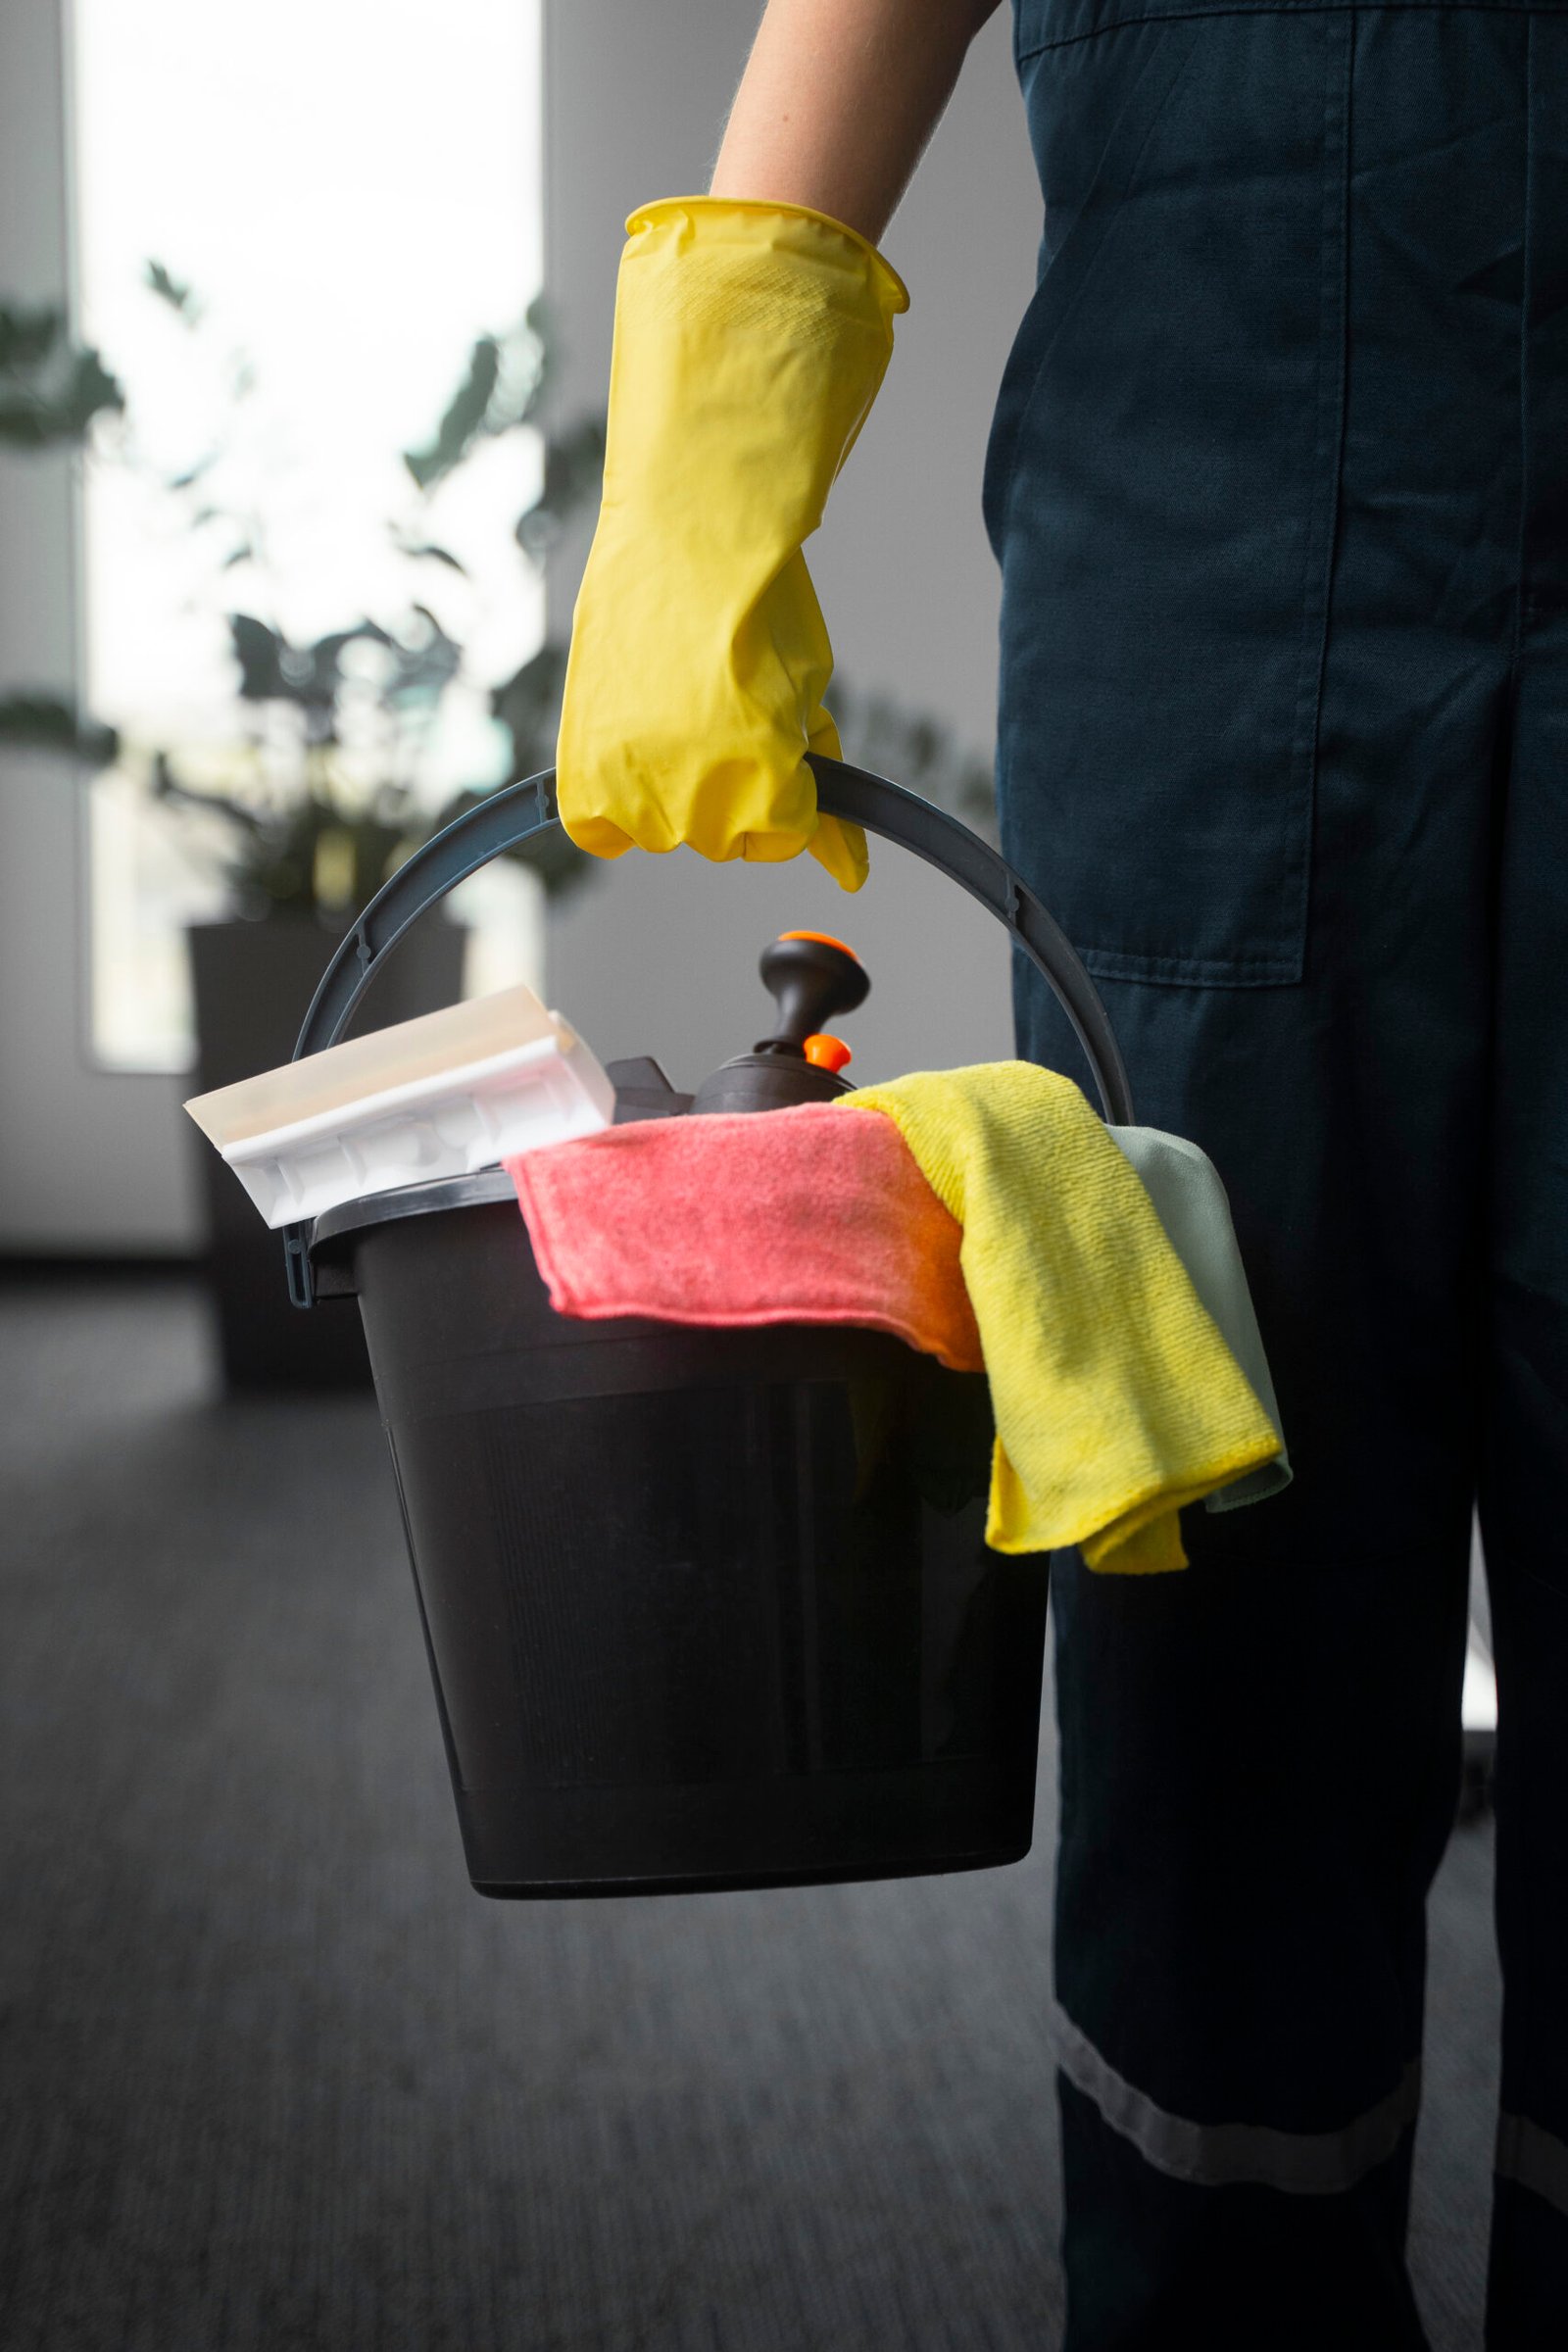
{"left": 778, "top": 929, "right": 860, "bottom": 963}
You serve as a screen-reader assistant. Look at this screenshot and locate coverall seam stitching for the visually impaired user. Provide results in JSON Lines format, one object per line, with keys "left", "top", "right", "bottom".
{"left": 1287, "top": 10, "right": 1353, "bottom": 992}
{"left": 1078, "top": 957, "right": 1299, "bottom": 984}
{"left": 1509, "top": 19, "right": 1534, "bottom": 673}
{"left": 1018, "top": 2, "right": 1562, "bottom": 61}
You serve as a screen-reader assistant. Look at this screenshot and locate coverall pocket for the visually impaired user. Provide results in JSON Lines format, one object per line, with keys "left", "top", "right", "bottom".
{"left": 987, "top": 10, "right": 1351, "bottom": 987}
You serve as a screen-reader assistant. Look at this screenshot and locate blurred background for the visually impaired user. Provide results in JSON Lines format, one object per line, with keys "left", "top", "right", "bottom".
{"left": 1, "top": 0, "right": 1028, "bottom": 1304}
{"left": 0, "top": 4, "right": 1500, "bottom": 2347}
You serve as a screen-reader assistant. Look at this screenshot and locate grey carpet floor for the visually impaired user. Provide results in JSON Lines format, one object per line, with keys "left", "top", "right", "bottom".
{"left": 0, "top": 1276, "right": 1499, "bottom": 2351}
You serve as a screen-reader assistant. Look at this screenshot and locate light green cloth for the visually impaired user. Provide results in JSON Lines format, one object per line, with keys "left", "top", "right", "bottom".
{"left": 1107, "top": 1126, "right": 1294, "bottom": 1511}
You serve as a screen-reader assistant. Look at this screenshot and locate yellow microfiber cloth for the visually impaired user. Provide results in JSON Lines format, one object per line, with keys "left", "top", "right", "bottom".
{"left": 838, "top": 1063, "right": 1285, "bottom": 1574}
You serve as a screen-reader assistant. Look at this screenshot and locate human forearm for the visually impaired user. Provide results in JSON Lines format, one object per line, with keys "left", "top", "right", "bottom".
{"left": 709, "top": 0, "right": 1002, "bottom": 248}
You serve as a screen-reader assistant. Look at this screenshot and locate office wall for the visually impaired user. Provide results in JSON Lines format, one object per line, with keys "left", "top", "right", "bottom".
{"left": 0, "top": 1, "right": 1043, "bottom": 1249}
{"left": 0, "top": 0, "right": 207, "bottom": 1251}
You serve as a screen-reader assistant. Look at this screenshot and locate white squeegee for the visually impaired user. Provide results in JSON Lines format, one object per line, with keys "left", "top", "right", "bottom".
{"left": 183, "top": 980, "right": 616, "bottom": 1230}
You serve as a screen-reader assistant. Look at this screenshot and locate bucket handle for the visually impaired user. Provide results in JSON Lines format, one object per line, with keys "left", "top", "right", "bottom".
{"left": 282, "top": 755, "right": 1135, "bottom": 1306}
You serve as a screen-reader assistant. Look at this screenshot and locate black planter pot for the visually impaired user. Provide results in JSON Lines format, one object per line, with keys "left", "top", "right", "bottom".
{"left": 187, "top": 913, "right": 466, "bottom": 1392}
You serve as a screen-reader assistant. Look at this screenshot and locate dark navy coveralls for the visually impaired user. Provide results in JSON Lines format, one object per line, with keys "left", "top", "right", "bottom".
{"left": 987, "top": 1, "right": 1568, "bottom": 2341}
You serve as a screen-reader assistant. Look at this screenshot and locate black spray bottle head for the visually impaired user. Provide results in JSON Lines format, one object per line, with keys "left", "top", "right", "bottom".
{"left": 688, "top": 930, "right": 870, "bottom": 1116}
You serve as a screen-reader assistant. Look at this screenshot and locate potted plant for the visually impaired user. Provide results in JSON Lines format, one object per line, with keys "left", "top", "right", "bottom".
{"left": 147, "top": 271, "right": 610, "bottom": 1384}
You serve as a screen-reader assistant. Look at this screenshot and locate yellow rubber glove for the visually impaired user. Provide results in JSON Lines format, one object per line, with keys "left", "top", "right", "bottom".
{"left": 556, "top": 195, "right": 909, "bottom": 892}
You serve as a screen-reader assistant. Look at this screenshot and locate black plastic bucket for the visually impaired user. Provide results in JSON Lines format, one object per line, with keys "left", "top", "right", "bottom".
{"left": 290, "top": 758, "right": 1135, "bottom": 1899}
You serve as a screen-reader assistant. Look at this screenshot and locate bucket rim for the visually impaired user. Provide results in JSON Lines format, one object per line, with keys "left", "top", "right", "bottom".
{"left": 310, "top": 1166, "right": 515, "bottom": 1256}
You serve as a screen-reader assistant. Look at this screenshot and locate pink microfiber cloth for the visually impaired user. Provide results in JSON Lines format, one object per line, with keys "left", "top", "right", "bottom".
{"left": 504, "top": 1102, "right": 982, "bottom": 1372}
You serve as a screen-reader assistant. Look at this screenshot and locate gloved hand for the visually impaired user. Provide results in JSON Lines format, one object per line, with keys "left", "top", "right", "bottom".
{"left": 556, "top": 195, "right": 909, "bottom": 891}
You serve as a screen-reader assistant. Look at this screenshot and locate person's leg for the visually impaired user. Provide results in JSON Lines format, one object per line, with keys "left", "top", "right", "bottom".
{"left": 1480, "top": 24, "right": 1568, "bottom": 2335}
{"left": 1028, "top": 808, "right": 1483, "bottom": 2349}
{"left": 990, "top": 9, "right": 1527, "bottom": 2340}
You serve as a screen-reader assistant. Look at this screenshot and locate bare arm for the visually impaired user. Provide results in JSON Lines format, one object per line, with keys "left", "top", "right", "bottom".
{"left": 709, "top": 0, "right": 1004, "bottom": 249}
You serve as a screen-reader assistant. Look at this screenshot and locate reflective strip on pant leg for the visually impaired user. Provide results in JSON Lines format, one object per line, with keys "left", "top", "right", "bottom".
{"left": 1053, "top": 2001, "right": 1421, "bottom": 2195}
{"left": 1495, "top": 2113, "right": 1568, "bottom": 2221}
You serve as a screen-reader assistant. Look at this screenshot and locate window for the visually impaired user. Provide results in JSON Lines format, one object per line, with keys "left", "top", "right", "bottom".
{"left": 73, "top": 0, "right": 545, "bottom": 1069}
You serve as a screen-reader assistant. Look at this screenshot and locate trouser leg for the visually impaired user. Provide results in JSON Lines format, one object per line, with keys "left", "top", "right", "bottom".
{"left": 995, "top": 15, "right": 1528, "bottom": 2337}
{"left": 1022, "top": 942, "right": 1479, "bottom": 2348}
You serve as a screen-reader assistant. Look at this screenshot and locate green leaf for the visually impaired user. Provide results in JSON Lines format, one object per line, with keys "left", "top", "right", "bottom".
{"left": 227, "top": 614, "right": 393, "bottom": 738}
{"left": 63, "top": 349, "right": 124, "bottom": 433}
{"left": 402, "top": 334, "right": 502, "bottom": 492}
{"left": 381, "top": 608, "right": 461, "bottom": 710}
{"left": 522, "top": 292, "right": 557, "bottom": 411}
{"left": 227, "top": 613, "right": 287, "bottom": 701}
{"left": 400, "top": 308, "right": 561, "bottom": 496}
{"left": 149, "top": 748, "right": 266, "bottom": 834}
{"left": 490, "top": 641, "right": 566, "bottom": 776}
{"left": 0, "top": 303, "right": 64, "bottom": 372}
{"left": 0, "top": 401, "right": 50, "bottom": 448}
{"left": 144, "top": 259, "right": 198, "bottom": 318}
{"left": 515, "top": 414, "right": 606, "bottom": 559}
{"left": 0, "top": 302, "right": 123, "bottom": 450}
{"left": 0, "top": 690, "right": 119, "bottom": 767}
{"left": 168, "top": 454, "right": 218, "bottom": 492}
{"left": 393, "top": 538, "right": 468, "bottom": 576}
